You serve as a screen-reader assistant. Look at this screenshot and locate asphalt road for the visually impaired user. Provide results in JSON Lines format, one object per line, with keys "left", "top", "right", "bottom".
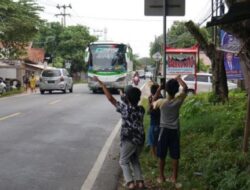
{"left": 0, "top": 84, "right": 121, "bottom": 190}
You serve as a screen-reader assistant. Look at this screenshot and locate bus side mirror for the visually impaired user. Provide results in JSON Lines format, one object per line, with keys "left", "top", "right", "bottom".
{"left": 84, "top": 52, "right": 89, "bottom": 63}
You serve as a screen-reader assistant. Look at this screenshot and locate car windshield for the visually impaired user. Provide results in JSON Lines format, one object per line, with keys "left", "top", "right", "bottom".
{"left": 184, "top": 75, "right": 195, "bottom": 81}
{"left": 89, "top": 44, "right": 127, "bottom": 72}
{"left": 184, "top": 74, "right": 210, "bottom": 82}
{"left": 42, "top": 70, "right": 61, "bottom": 77}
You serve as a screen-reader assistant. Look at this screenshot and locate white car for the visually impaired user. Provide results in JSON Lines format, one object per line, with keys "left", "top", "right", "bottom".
{"left": 182, "top": 73, "right": 237, "bottom": 94}
{"left": 39, "top": 68, "right": 73, "bottom": 94}
{"left": 137, "top": 70, "right": 145, "bottom": 79}
{"left": 0, "top": 80, "right": 7, "bottom": 94}
{"left": 145, "top": 71, "right": 153, "bottom": 78}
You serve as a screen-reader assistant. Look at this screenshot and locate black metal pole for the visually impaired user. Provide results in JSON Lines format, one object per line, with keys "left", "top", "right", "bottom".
{"left": 215, "top": 0, "right": 218, "bottom": 46}
{"left": 211, "top": 0, "right": 215, "bottom": 43}
{"left": 163, "top": 0, "right": 167, "bottom": 97}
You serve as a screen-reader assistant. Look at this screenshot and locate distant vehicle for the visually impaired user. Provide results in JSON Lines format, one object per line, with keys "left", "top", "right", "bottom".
{"left": 138, "top": 70, "right": 145, "bottom": 79}
{"left": 145, "top": 71, "right": 153, "bottom": 78}
{"left": 182, "top": 73, "right": 237, "bottom": 94}
{"left": 133, "top": 75, "right": 140, "bottom": 86}
{"left": 0, "top": 79, "right": 6, "bottom": 94}
{"left": 85, "top": 42, "right": 134, "bottom": 93}
{"left": 39, "top": 68, "right": 73, "bottom": 94}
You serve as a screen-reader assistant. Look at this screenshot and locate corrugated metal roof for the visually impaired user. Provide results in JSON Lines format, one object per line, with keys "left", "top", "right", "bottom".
{"left": 25, "top": 63, "right": 54, "bottom": 70}
{"left": 0, "top": 62, "right": 12, "bottom": 68}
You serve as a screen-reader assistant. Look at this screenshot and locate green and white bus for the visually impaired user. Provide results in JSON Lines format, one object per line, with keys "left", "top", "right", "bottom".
{"left": 84, "top": 42, "right": 134, "bottom": 93}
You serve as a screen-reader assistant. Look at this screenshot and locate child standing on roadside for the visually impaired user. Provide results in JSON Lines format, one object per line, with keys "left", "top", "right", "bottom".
{"left": 153, "top": 75, "right": 188, "bottom": 184}
{"left": 29, "top": 74, "right": 36, "bottom": 93}
{"left": 147, "top": 83, "right": 162, "bottom": 157}
{"left": 23, "top": 74, "right": 29, "bottom": 92}
{"left": 94, "top": 76, "right": 145, "bottom": 190}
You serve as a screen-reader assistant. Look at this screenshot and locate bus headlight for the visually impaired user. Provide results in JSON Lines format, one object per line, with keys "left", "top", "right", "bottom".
{"left": 116, "top": 77, "right": 126, "bottom": 82}
{"left": 88, "top": 76, "right": 95, "bottom": 81}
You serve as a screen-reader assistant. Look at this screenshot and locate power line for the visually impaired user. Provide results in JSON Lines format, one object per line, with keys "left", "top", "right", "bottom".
{"left": 197, "top": 0, "right": 212, "bottom": 25}
{"left": 198, "top": 0, "right": 224, "bottom": 26}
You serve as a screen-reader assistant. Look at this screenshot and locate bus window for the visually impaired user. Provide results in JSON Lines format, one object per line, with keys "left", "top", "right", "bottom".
{"left": 89, "top": 44, "right": 127, "bottom": 71}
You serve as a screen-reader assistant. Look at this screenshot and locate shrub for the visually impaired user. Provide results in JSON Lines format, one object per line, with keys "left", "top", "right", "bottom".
{"left": 139, "top": 91, "right": 249, "bottom": 189}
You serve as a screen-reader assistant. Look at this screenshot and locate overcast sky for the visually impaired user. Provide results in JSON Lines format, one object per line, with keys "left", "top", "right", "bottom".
{"left": 36, "top": 0, "right": 212, "bottom": 58}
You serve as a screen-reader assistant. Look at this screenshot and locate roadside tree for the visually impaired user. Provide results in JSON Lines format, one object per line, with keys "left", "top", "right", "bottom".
{"left": 33, "top": 22, "right": 97, "bottom": 75}
{"left": 0, "top": 0, "right": 43, "bottom": 58}
{"left": 56, "top": 25, "right": 96, "bottom": 74}
{"left": 32, "top": 22, "right": 64, "bottom": 61}
{"left": 186, "top": 0, "right": 250, "bottom": 152}
{"left": 185, "top": 21, "right": 229, "bottom": 102}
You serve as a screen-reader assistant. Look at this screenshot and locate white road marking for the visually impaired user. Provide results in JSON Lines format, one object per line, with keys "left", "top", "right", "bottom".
{"left": 140, "top": 82, "right": 147, "bottom": 91}
{"left": 80, "top": 82, "right": 146, "bottom": 190}
{"left": 80, "top": 120, "right": 121, "bottom": 190}
{"left": 0, "top": 112, "right": 21, "bottom": 121}
{"left": 49, "top": 99, "right": 61, "bottom": 105}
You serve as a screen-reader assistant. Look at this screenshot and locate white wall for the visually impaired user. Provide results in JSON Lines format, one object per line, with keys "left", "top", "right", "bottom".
{"left": 0, "top": 68, "right": 16, "bottom": 80}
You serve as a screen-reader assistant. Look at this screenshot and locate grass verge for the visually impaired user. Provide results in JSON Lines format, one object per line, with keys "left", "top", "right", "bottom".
{"left": 0, "top": 88, "right": 25, "bottom": 98}
{"left": 118, "top": 90, "right": 250, "bottom": 190}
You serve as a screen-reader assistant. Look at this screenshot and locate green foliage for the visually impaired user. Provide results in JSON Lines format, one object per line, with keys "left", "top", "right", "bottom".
{"left": 208, "top": 92, "right": 221, "bottom": 104}
{"left": 52, "top": 56, "right": 64, "bottom": 68}
{"left": 0, "top": 88, "right": 24, "bottom": 97}
{"left": 198, "top": 58, "right": 210, "bottom": 72}
{"left": 140, "top": 91, "right": 249, "bottom": 189}
{"left": 33, "top": 22, "right": 97, "bottom": 73}
{"left": 180, "top": 91, "right": 249, "bottom": 189}
{"left": 33, "top": 22, "right": 64, "bottom": 55}
{"left": 149, "top": 21, "right": 196, "bottom": 57}
{"left": 201, "top": 26, "right": 213, "bottom": 44}
{"left": 139, "top": 57, "right": 154, "bottom": 66}
{"left": 149, "top": 36, "right": 163, "bottom": 57}
{"left": 132, "top": 53, "right": 146, "bottom": 70}
{"left": 0, "top": 0, "right": 43, "bottom": 58}
{"left": 149, "top": 21, "right": 212, "bottom": 57}
{"left": 167, "top": 21, "right": 196, "bottom": 48}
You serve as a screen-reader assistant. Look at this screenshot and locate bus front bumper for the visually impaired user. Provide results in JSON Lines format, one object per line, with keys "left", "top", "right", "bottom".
{"left": 88, "top": 81, "right": 126, "bottom": 90}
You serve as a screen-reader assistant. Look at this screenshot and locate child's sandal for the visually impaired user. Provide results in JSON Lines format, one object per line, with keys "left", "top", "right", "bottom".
{"left": 126, "top": 181, "right": 135, "bottom": 190}
{"left": 136, "top": 180, "right": 146, "bottom": 189}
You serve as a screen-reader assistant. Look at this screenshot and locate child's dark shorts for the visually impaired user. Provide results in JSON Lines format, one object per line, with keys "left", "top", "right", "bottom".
{"left": 157, "top": 128, "right": 180, "bottom": 160}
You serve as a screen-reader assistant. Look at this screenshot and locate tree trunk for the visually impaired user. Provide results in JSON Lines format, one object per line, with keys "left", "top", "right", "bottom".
{"left": 214, "top": 51, "right": 229, "bottom": 102}
{"left": 185, "top": 21, "right": 229, "bottom": 102}
{"left": 239, "top": 53, "right": 250, "bottom": 153}
{"left": 220, "top": 2, "right": 250, "bottom": 151}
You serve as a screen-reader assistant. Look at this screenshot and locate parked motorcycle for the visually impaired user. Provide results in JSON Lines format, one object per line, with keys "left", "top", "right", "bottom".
{"left": 0, "top": 79, "right": 7, "bottom": 94}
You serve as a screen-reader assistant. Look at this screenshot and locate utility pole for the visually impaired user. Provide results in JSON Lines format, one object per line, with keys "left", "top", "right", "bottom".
{"left": 215, "top": 0, "right": 218, "bottom": 46}
{"left": 55, "top": 4, "right": 72, "bottom": 27}
{"left": 212, "top": 0, "right": 224, "bottom": 46}
{"left": 162, "top": 0, "right": 167, "bottom": 98}
{"left": 211, "top": 0, "right": 218, "bottom": 46}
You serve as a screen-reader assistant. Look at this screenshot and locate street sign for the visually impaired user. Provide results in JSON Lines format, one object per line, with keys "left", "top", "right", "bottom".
{"left": 152, "top": 52, "right": 162, "bottom": 62}
{"left": 44, "top": 61, "right": 47, "bottom": 69}
{"left": 144, "top": 0, "right": 185, "bottom": 16}
{"left": 65, "top": 62, "right": 71, "bottom": 69}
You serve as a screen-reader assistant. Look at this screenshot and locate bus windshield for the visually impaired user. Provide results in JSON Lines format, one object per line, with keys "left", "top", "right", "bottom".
{"left": 89, "top": 44, "right": 127, "bottom": 72}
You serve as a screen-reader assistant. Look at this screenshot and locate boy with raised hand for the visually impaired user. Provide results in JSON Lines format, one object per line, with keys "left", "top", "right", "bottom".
{"left": 93, "top": 76, "right": 145, "bottom": 190}
{"left": 152, "top": 75, "right": 188, "bottom": 185}
{"left": 147, "top": 83, "right": 162, "bottom": 157}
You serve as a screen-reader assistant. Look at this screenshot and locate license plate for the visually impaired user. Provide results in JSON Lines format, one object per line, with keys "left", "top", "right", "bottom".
{"left": 48, "top": 81, "right": 54, "bottom": 83}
